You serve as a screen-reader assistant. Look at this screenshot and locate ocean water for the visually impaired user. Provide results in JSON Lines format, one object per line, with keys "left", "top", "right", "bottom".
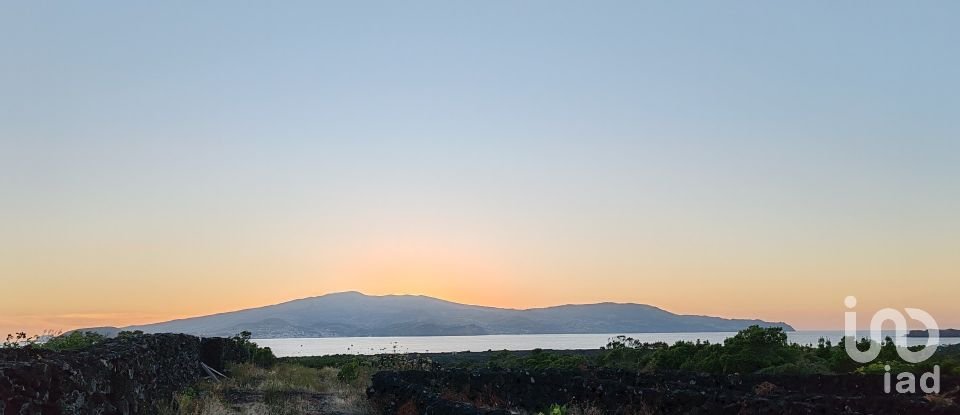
{"left": 254, "top": 331, "right": 960, "bottom": 357}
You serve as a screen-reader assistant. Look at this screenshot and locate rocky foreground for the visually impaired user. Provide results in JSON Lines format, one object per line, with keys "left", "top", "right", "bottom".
{"left": 0, "top": 334, "right": 264, "bottom": 414}
{"left": 369, "top": 367, "right": 960, "bottom": 414}
{"left": 4, "top": 332, "right": 960, "bottom": 414}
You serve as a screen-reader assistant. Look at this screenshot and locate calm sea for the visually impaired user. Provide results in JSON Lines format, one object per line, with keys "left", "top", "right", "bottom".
{"left": 253, "top": 331, "right": 959, "bottom": 358}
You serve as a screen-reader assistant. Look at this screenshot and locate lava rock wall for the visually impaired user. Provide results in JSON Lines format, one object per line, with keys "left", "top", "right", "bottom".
{"left": 0, "top": 334, "right": 215, "bottom": 415}
{"left": 369, "top": 368, "right": 960, "bottom": 415}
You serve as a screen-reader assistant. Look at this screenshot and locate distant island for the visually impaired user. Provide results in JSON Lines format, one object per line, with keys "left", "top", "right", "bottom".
{"left": 77, "top": 291, "right": 793, "bottom": 338}
{"left": 907, "top": 328, "right": 960, "bottom": 338}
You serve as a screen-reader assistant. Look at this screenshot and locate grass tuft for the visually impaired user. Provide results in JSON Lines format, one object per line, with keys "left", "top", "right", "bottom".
{"left": 160, "top": 362, "right": 374, "bottom": 415}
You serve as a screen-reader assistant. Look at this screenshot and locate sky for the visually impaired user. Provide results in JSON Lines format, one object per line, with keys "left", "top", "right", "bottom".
{"left": 1, "top": 1, "right": 958, "bottom": 335}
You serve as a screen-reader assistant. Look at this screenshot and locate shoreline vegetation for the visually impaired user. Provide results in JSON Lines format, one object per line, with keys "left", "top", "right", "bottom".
{"left": 4, "top": 326, "right": 960, "bottom": 414}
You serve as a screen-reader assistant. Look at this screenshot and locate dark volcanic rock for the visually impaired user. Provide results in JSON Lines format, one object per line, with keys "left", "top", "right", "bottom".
{"left": 369, "top": 368, "right": 960, "bottom": 415}
{"left": 0, "top": 334, "right": 233, "bottom": 415}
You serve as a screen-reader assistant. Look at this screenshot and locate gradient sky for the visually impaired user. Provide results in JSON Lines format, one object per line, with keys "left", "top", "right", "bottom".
{"left": 1, "top": 1, "right": 958, "bottom": 335}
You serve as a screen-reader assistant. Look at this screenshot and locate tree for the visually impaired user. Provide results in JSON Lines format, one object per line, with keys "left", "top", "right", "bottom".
{"left": 720, "top": 326, "right": 792, "bottom": 373}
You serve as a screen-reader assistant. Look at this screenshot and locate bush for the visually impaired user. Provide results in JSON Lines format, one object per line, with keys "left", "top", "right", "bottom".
{"left": 719, "top": 326, "right": 794, "bottom": 373}
{"left": 43, "top": 331, "right": 106, "bottom": 351}
{"left": 598, "top": 326, "right": 839, "bottom": 375}
{"left": 596, "top": 338, "right": 664, "bottom": 370}
{"left": 117, "top": 330, "right": 145, "bottom": 340}
{"left": 230, "top": 331, "right": 277, "bottom": 367}
{"left": 337, "top": 359, "right": 363, "bottom": 383}
{"left": 648, "top": 341, "right": 723, "bottom": 372}
{"left": 534, "top": 403, "right": 567, "bottom": 415}
{"left": 485, "top": 349, "right": 587, "bottom": 370}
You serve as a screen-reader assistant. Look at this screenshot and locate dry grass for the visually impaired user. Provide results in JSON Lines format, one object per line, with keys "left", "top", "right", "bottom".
{"left": 753, "top": 381, "right": 779, "bottom": 396}
{"left": 259, "top": 364, "right": 327, "bottom": 393}
{"left": 315, "top": 365, "right": 375, "bottom": 414}
{"left": 925, "top": 393, "right": 957, "bottom": 409}
{"left": 564, "top": 403, "right": 604, "bottom": 415}
{"left": 158, "top": 363, "right": 373, "bottom": 415}
{"left": 158, "top": 386, "right": 234, "bottom": 415}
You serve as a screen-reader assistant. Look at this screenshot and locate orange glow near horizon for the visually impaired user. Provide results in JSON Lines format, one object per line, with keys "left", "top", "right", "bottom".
{"left": 6, "top": 285, "right": 956, "bottom": 336}
{"left": 3, "top": 213, "right": 959, "bottom": 335}
{"left": 4, "top": 235, "right": 957, "bottom": 335}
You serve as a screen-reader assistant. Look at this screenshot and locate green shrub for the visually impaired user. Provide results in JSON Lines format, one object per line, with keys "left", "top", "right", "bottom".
{"left": 337, "top": 359, "right": 363, "bottom": 383}
{"left": 648, "top": 340, "right": 723, "bottom": 372}
{"left": 230, "top": 331, "right": 277, "bottom": 368}
{"left": 535, "top": 403, "right": 568, "bottom": 415}
{"left": 117, "top": 330, "right": 144, "bottom": 340}
{"left": 857, "top": 360, "right": 921, "bottom": 375}
{"left": 43, "top": 331, "right": 106, "bottom": 351}
{"left": 719, "top": 326, "right": 794, "bottom": 373}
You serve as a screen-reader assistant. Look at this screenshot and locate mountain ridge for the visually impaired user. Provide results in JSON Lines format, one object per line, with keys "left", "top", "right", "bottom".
{"left": 78, "top": 291, "right": 794, "bottom": 338}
